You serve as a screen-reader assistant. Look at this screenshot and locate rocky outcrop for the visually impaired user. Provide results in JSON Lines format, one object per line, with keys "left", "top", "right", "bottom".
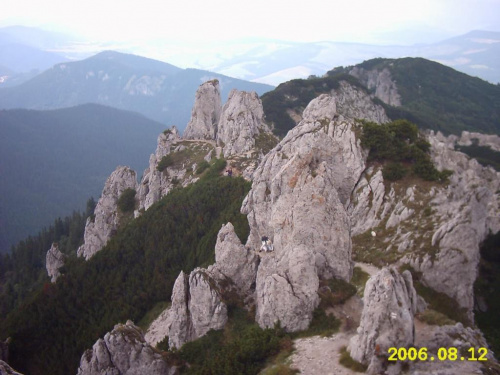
{"left": 183, "top": 80, "right": 221, "bottom": 140}
{"left": 77, "top": 166, "right": 137, "bottom": 260}
{"left": 217, "top": 89, "right": 272, "bottom": 157}
{"left": 349, "top": 66, "right": 401, "bottom": 106}
{"left": 408, "top": 131, "right": 499, "bottom": 315}
{"left": 348, "top": 130, "right": 499, "bottom": 317}
{"left": 208, "top": 223, "right": 258, "bottom": 296}
{"left": 0, "top": 360, "right": 23, "bottom": 375}
{"left": 457, "top": 130, "right": 500, "bottom": 151}
{"left": 46, "top": 243, "right": 65, "bottom": 283}
{"left": 241, "top": 91, "right": 385, "bottom": 331}
{"left": 349, "top": 268, "right": 417, "bottom": 374}
{"left": 149, "top": 269, "right": 227, "bottom": 350}
{"left": 77, "top": 320, "right": 178, "bottom": 375}
{"left": 136, "top": 127, "right": 181, "bottom": 212}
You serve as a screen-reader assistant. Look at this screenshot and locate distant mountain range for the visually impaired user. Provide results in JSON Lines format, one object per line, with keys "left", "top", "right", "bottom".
{"left": 0, "top": 104, "right": 167, "bottom": 252}
{"left": 203, "top": 30, "right": 500, "bottom": 85}
{"left": 1, "top": 26, "right": 499, "bottom": 87}
{"left": 0, "top": 50, "right": 274, "bottom": 131}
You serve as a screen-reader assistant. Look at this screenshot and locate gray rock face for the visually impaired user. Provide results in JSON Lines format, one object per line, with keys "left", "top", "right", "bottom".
{"left": 136, "top": 127, "right": 181, "bottom": 212}
{"left": 46, "top": 243, "right": 65, "bottom": 283}
{"left": 208, "top": 222, "right": 259, "bottom": 296}
{"left": 183, "top": 80, "right": 221, "bottom": 140}
{"left": 349, "top": 268, "right": 417, "bottom": 374}
{"left": 457, "top": 130, "right": 500, "bottom": 151}
{"left": 349, "top": 67, "right": 401, "bottom": 107}
{"left": 77, "top": 166, "right": 137, "bottom": 260}
{"left": 241, "top": 91, "right": 381, "bottom": 331}
{"left": 0, "top": 360, "right": 23, "bottom": 375}
{"left": 217, "top": 89, "right": 271, "bottom": 157}
{"left": 77, "top": 320, "right": 178, "bottom": 375}
{"left": 348, "top": 131, "right": 499, "bottom": 317}
{"left": 408, "top": 131, "right": 499, "bottom": 315}
{"left": 153, "top": 269, "right": 227, "bottom": 350}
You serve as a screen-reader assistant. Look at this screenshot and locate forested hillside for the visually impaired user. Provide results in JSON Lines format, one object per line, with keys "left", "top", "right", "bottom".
{"left": 0, "top": 163, "right": 251, "bottom": 375}
{"left": 262, "top": 57, "right": 500, "bottom": 137}
{"left": 0, "top": 104, "right": 166, "bottom": 252}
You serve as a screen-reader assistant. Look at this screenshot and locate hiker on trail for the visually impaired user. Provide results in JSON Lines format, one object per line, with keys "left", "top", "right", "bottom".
{"left": 226, "top": 168, "right": 233, "bottom": 177}
{"left": 260, "top": 236, "right": 273, "bottom": 252}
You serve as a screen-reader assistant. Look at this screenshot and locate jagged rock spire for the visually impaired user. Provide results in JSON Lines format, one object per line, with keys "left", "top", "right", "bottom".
{"left": 46, "top": 243, "right": 65, "bottom": 283}
{"left": 183, "top": 79, "right": 221, "bottom": 140}
{"left": 77, "top": 166, "right": 137, "bottom": 260}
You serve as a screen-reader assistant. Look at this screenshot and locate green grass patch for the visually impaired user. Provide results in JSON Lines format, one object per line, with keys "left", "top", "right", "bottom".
{"left": 339, "top": 346, "right": 367, "bottom": 372}
{"left": 318, "top": 278, "right": 357, "bottom": 308}
{"left": 417, "top": 309, "right": 455, "bottom": 326}
{"left": 292, "top": 308, "right": 340, "bottom": 338}
{"left": 351, "top": 267, "right": 370, "bottom": 296}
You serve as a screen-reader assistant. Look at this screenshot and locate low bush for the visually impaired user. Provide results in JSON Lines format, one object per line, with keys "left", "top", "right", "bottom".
{"left": 117, "top": 188, "right": 136, "bottom": 213}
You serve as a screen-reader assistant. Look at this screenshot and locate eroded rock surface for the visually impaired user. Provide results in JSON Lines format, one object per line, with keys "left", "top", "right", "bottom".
{"left": 77, "top": 320, "right": 178, "bottom": 375}
{"left": 217, "top": 89, "right": 272, "bottom": 157}
{"left": 77, "top": 166, "right": 137, "bottom": 260}
{"left": 241, "top": 90, "right": 384, "bottom": 331}
{"left": 46, "top": 243, "right": 65, "bottom": 283}
{"left": 349, "top": 66, "right": 401, "bottom": 107}
{"left": 151, "top": 269, "right": 227, "bottom": 350}
{"left": 0, "top": 360, "right": 23, "bottom": 375}
{"left": 136, "top": 127, "right": 181, "bottom": 212}
{"left": 183, "top": 80, "right": 221, "bottom": 140}
{"left": 349, "top": 268, "right": 417, "bottom": 374}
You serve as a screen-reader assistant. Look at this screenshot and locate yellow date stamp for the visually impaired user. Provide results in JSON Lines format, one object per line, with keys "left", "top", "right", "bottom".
{"left": 388, "top": 347, "right": 488, "bottom": 361}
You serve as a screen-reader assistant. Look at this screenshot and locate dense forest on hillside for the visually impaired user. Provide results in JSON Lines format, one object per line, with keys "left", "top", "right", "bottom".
{"left": 0, "top": 162, "right": 251, "bottom": 375}
{"left": 0, "top": 198, "right": 95, "bottom": 321}
{"left": 0, "top": 104, "right": 166, "bottom": 252}
{"left": 261, "top": 58, "right": 500, "bottom": 138}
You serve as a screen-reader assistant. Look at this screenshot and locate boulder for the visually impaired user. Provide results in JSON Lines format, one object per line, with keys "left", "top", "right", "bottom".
{"left": 77, "top": 166, "right": 137, "bottom": 260}
{"left": 0, "top": 360, "right": 23, "bottom": 375}
{"left": 46, "top": 243, "right": 65, "bottom": 283}
{"left": 349, "top": 268, "right": 417, "bottom": 374}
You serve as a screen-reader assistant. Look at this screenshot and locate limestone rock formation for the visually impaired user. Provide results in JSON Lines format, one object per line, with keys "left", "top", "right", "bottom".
{"left": 349, "top": 268, "right": 417, "bottom": 374}
{"left": 208, "top": 222, "right": 258, "bottom": 296}
{"left": 240, "top": 90, "right": 386, "bottom": 331}
{"left": 46, "top": 243, "right": 65, "bottom": 283}
{"left": 77, "top": 166, "right": 137, "bottom": 260}
{"left": 183, "top": 80, "right": 221, "bottom": 140}
{"left": 77, "top": 320, "right": 178, "bottom": 375}
{"left": 348, "top": 130, "right": 499, "bottom": 317}
{"left": 217, "top": 89, "right": 272, "bottom": 157}
{"left": 408, "top": 131, "right": 499, "bottom": 315}
{"left": 150, "top": 269, "right": 227, "bottom": 350}
{"left": 0, "top": 360, "right": 23, "bottom": 375}
{"left": 136, "top": 127, "right": 181, "bottom": 212}
{"left": 457, "top": 130, "right": 500, "bottom": 151}
{"left": 349, "top": 66, "right": 402, "bottom": 106}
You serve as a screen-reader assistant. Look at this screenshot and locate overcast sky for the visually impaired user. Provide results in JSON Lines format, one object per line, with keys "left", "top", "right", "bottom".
{"left": 2, "top": 0, "right": 500, "bottom": 45}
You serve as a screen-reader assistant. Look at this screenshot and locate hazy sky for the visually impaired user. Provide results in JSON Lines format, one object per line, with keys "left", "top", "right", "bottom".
{"left": 2, "top": 0, "right": 500, "bottom": 45}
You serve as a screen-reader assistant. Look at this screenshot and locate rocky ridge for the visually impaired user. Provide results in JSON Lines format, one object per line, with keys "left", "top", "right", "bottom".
{"left": 45, "top": 243, "right": 65, "bottom": 283}
{"left": 77, "top": 166, "right": 137, "bottom": 260}
{"left": 349, "top": 66, "right": 402, "bottom": 107}
{"left": 76, "top": 79, "right": 499, "bottom": 373}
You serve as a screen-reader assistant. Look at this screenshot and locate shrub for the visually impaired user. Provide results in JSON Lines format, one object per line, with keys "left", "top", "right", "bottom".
{"left": 339, "top": 346, "right": 367, "bottom": 372}
{"left": 117, "top": 188, "right": 136, "bottom": 213}
{"left": 196, "top": 160, "right": 210, "bottom": 175}
{"left": 157, "top": 154, "right": 173, "bottom": 172}
{"left": 383, "top": 162, "right": 407, "bottom": 181}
